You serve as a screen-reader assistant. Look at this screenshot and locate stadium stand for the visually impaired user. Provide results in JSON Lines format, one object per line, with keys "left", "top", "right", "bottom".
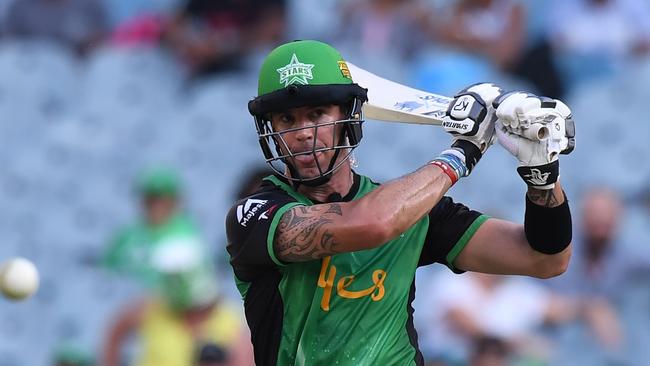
{"left": 1, "top": 1, "right": 650, "bottom": 364}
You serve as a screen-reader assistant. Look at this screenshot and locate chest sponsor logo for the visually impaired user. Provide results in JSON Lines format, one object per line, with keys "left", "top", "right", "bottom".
{"left": 317, "top": 256, "right": 387, "bottom": 311}
{"left": 236, "top": 199, "right": 268, "bottom": 227}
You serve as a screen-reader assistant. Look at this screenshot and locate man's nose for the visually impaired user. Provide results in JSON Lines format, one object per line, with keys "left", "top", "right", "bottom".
{"left": 294, "top": 119, "right": 315, "bottom": 141}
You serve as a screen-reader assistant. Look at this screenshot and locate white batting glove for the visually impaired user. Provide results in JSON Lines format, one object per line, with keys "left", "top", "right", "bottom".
{"left": 440, "top": 83, "right": 503, "bottom": 176}
{"left": 494, "top": 92, "right": 576, "bottom": 189}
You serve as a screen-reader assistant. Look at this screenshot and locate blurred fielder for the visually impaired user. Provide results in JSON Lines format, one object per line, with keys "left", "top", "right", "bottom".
{"left": 225, "top": 40, "right": 575, "bottom": 365}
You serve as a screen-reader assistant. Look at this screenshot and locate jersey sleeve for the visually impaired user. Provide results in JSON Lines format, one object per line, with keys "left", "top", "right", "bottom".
{"left": 101, "top": 228, "right": 132, "bottom": 272}
{"left": 418, "top": 196, "right": 489, "bottom": 272}
{"left": 225, "top": 190, "right": 302, "bottom": 281}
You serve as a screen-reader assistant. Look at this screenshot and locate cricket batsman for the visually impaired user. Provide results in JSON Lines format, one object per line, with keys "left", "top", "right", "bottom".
{"left": 225, "top": 40, "right": 575, "bottom": 365}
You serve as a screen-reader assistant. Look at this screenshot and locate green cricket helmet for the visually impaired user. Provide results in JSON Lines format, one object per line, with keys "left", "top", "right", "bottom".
{"left": 248, "top": 40, "right": 368, "bottom": 186}
{"left": 136, "top": 167, "right": 181, "bottom": 197}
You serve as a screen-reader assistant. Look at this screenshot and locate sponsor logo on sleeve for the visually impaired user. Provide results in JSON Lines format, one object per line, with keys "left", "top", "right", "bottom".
{"left": 236, "top": 199, "right": 269, "bottom": 227}
{"left": 258, "top": 204, "right": 278, "bottom": 221}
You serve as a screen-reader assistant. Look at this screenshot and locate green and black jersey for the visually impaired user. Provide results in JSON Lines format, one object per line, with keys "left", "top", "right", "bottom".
{"left": 225, "top": 173, "right": 488, "bottom": 365}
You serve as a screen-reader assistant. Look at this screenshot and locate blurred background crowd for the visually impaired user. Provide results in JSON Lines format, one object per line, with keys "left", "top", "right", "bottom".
{"left": 0, "top": 0, "right": 650, "bottom": 365}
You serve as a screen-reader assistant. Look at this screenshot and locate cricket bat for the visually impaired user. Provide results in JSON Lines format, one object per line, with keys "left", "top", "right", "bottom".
{"left": 347, "top": 63, "right": 552, "bottom": 143}
{"left": 347, "top": 62, "right": 452, "bottom": 126}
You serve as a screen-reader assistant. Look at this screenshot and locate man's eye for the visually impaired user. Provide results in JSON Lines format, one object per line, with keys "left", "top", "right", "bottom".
{"left": 310, "top": 110, "right": 325, "bottom": 119}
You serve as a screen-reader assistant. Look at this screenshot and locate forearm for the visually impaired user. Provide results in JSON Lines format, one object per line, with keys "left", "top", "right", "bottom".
{"left": 274, "top": 82, "right": 498, "bottom": 262}
{"left": 357, "top": 163, "right": 452, "bottom": 240}
{"left": 527, "top": 183, "right": 565, "bottom": 208}
{"left": 364, "top": 81, "right": 497, "bottom": 236}
{"left": 231, "top": 329, "right": 255, "bottom": 366}
{"left": 102, "top": 304, "right": 142, "bottom": 366}
{"left": 102, "top": 327, "right": 126, "bottom": 366}
{"left": 273, "top": 164, "right": 452, "bottom": 262}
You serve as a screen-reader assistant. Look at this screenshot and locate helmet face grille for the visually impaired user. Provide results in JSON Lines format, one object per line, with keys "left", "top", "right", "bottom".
{"left": 256, "top": 113, "right": 363, "bottom": 185}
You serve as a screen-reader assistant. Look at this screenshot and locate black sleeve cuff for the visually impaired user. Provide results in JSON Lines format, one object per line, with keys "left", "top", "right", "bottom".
{"left": 524, "top": 192, "right": 572, "bottom": 254}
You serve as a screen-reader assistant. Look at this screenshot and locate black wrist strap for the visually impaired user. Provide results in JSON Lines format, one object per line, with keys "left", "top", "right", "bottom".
{"left": 524, "top": 191, "right": 572, "bottom": 254}
{"left": 451, "top": 139, "right": 482, "bottom": 173}
{"left": 517, "top": 160, "right": 559, "bottom": 188}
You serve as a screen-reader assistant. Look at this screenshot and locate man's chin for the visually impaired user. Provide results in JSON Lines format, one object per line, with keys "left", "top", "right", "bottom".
{"left": 291, "top": 156, "right": 325, "bottom": 173}
{"left": 292, "top": 166, "right": 324, "bottom": 180}
{"left": 288, "top": 152, "right": 342, "bottom": 180}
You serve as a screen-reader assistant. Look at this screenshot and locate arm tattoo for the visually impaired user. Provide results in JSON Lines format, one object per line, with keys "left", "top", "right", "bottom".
{"left": 275, "top": 204, "right": 344, "bottom": 262}
{"left": 527, "top": 188, "right": 562, "bottom": 208}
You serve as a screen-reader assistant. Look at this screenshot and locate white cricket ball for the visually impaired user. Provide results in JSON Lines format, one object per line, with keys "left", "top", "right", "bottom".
{"left": 0, "top": 257, "right": 39, "bottom": 301}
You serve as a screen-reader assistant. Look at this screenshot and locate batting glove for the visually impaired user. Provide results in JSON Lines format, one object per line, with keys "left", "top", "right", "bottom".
{"left": 435, "top": 83, "right": 502, "bottom": 181}
{"left": 431, "top": 83, "right": 502, "bottom": 184}
{"left": 494, "top": 92, "right": 576, "bottom": 189}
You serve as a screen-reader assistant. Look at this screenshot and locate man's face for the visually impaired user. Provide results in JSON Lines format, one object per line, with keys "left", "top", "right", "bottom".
{"left": 582, "top": 189, "right": 621, "bottom": 244}
{"left": 270, "top": 104, "right": 345, "bottom": 180}
{"left": 143, "top": 195, "right": 177, "bottom": 226}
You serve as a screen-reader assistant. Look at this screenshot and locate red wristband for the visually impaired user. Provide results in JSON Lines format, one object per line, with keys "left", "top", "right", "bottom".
{"left": 430, "top": 160, "right": 458, "bottom": 185}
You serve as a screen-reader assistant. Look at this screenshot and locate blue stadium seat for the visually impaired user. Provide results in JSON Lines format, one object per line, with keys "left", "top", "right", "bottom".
{"left": 1, "top": 16, "right": 650, "bottom": 365}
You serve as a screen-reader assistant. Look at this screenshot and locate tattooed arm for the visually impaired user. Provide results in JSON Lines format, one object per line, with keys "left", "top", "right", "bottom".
{"left": 274, "top": 204, "right": 346, "bottom": 262}
{"left": 526, "top": 184, "right": 564, "bottom": 207}
{"left": 274, "top": 164, "right": 453, "bottom": 262}
{"left": 452, "top": 182, "right": 572, "bottom": 278}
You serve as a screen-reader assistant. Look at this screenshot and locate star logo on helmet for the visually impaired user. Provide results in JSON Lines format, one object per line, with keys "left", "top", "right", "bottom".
{"left": 277, "top": 54, "right": 314, "bottom": 87}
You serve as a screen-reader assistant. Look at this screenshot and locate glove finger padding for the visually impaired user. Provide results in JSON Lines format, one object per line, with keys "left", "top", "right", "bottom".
{"left": 443, "top": 83, "right": 502, "bottom": 154}
{"left": 496, "top": 120, "right": 559, "bottom": 164}
{"left": 443, "top": 93, "right": 486, "bottom": 136}
{"left": 493, "top": 91, "right": 531, "bottom": 129}
{"left": 557, "top": 100, "right": 576, "bottom": 155}
{"left": 495, "top": 93, "right": 576, "bottom": 152}
{"left": 494, "top": 92, "right": 576, "bottom": 189}
{"left": 495, "top": 121, "right": 519, "bottom": 157}
{"left": 496, "top": 121, "right": 560, "bottom": 189}
{"left": 496, "top": 102, "right": 571, "bottom": 190}
{"left": 544, "top": 99, "right": 576, "bottom": 155}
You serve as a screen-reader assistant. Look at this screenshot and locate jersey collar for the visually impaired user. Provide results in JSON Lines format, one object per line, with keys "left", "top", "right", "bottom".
{"left": 264, "top": 172, "right": 361, "bottom": 205}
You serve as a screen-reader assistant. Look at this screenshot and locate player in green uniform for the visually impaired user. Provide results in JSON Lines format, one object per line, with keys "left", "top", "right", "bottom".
{"left": 226, "top": 40, "right": 575, "bottom": 365}
{"left": 103, "top": 168, "right": 209, "bottom": 288}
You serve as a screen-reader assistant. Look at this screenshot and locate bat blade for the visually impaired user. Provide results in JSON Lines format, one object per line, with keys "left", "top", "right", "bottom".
{"left": 347, "top": 62, "right": 452, "bottom": 126}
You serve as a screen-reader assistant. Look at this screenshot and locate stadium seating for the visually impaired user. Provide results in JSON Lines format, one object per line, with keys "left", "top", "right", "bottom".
{"left": 0, "top": 37, "right": 650, "bottom": 365}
